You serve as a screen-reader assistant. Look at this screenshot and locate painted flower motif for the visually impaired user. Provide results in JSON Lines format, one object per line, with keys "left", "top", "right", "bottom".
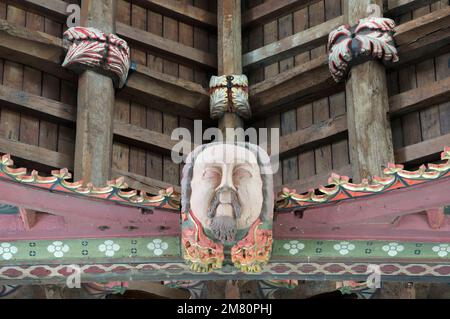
{"left": 382, "top": 242, "right": 404, "bottom": 257}
{"left": 432, "top": 244, "right": 450, "bottom": 257}
{"left": 333, "top": 241, "right": 356, "bottom": 255}
{"left": 47, "top": 241, "right": 70, "bottom": 258}
{"left": 283, "top": 240, "right": 305, "bottom": 255}
{"left": 147, "top": 239, "right": 168, "bottom": 256}
{"left": 0, "top": 243, "right": 18, "bottom": 260}
{"left": 98, "top": 240, "right": 120, "bottom": 257}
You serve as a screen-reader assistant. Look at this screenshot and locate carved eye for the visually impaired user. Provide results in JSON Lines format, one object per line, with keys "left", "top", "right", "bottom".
{"left": 202, "top": 167, "right": 222, "bottom": 186}
{"left": 233, "top": 166, "right": 252, "bottom": 184}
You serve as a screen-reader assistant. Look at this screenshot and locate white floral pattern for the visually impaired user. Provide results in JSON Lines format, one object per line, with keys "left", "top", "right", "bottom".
{"left": 0, "top": 243, "right": 18, "bottom": 260}
{"left": 333, "top": 241, "right": 356, "bottom": 255}
{"left": 147, "top": 239, "right": 169, "bottom": 256}
{"left": 382, "top": 242, "right": 404, "bottom": 256}
{"left": 432, "top": 244, "right": 450, "bottom": 258}
{"left": 98, "top": 240, "right": 120, "bottom": 257}
{"left": 283, "top": 241, "right": 305, "bottom": 255}
{"left": 47, "top": 241, "right": 70, "bottom": 258}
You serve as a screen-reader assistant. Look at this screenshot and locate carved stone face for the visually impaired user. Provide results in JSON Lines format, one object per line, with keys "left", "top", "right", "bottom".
{"left": 189, "top": 144, "right": 264, "bottom": 243}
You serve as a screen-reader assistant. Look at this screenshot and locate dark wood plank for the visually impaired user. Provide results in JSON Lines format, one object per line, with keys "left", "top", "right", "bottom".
{"left": 242, "top": 0, "right": 321, "bottom": 28}
{"left": 130, "top": 0, "right": 216, "bottom": 29}
{"left": 116, "top": 22, "right": 217, "bottom": 70}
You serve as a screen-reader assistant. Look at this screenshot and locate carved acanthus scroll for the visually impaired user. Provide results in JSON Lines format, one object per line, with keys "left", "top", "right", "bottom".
{"left": 62, "top": 27, "right": 131, "bottom": 88}
{"left": 209, "top": 75, "right": 251, "bottom": 120}
{"left": 328, "top": 17, "right": 399, "bottom": 82}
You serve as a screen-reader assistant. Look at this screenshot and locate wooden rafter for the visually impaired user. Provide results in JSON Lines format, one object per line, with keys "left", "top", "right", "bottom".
{"left": 385, "top": 0, "right": 442, "bottom": 17}
{"left": 243, "top": 15, "right": 344, "bottom": 70}
{"left": 249, "top": 5, "right": 450, "bottom": 119}
{"left": 242, "top": 0, "right": 320, "bottom": 28}
{"left": 0, "top": 18, "right": 73, "bottom": 81}
{"left": 279, "top": 115, "right": 347, "bottom": 158}
{"left": 5, "top": 0, "right": 67, "bottom": 22}
{"left": 0, "top": 19, "right": 210, "bottom": 120}
{"left": 120, "top": 64, "right": 210, "bottom": 120}
{"left": 116, "top": 22, "right": 217, "bottom": 70}
{"left": 130, "top": 0, "right": 216, "bottom": 29}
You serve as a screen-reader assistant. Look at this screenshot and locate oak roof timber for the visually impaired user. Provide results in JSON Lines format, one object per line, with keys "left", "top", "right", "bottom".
{"left": 243, "top": 15, "right": 344, "bottom": 70}
{"left": 0, "top": 18, "right": 73, "bottom": 81}
{"left": 242, "top": 0, "right": 321, "bottom": 28}
{"left": 130, "top": 0, "right": 217, "bottom": 29}
{"left": 249, "top": 5, "right": 450, "bottom": 119}
{"left": 385, "top": 0, "right": 442, "bottom": 17}
{"left": 0, "top": 18, "right": 210, "bottom": 121}
{"left": 116, "top": 22, "right": 217, "bottom": 71}
{"left": 6, "top": 0, "right": 216, "bottom": 30}
{"left": 0, "top": 82, "right": 195, "bottom": 157}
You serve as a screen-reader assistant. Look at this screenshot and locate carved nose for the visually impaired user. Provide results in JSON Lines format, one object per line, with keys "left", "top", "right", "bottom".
{"left": 219, "top": 190, "right": 232, "bottom": 204}
{"left": 216, "top": 168, "right": 237, "bottom": 192}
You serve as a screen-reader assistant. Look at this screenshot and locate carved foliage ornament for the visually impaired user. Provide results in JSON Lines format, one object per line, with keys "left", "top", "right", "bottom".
{"left": 181, "top": 143, "right": 274, "bottom": 273}
{"left": 62, "top": 27, "right": 131, "bottom": 88}
{"left": 209, "top": 75, "right": 251, "bottom": 120}
{"left": 328, "top": 17, "right": 399, "bottom": 82}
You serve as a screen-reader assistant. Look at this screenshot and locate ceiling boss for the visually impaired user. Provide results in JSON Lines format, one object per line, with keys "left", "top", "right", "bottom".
{"left": 181, "top": 143, "right": 274, "bottom": 273}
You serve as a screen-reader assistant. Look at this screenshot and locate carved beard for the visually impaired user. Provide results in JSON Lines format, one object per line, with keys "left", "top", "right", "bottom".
{"left": 207, "top": 187, "right": 241, "bottom": 243}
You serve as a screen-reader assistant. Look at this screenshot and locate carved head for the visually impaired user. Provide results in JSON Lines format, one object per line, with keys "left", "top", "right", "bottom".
{"left": 181, "top": 142, "right": 274, "bottom": 272}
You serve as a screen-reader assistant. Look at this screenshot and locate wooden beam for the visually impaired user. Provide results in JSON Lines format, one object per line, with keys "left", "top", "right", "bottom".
{"left": 0, "top": 81, "right": 202, "bottom": 155}
{"left": 385, "top": 0, "right": 441, "bottom": 17}
{"left": 343, "top": 0, "right": 395, "bottom": 182}
{"left": 113, "top": 122, "right": 195, "bottom": 156}
{"left": 248, "top": 6, "right": 450, "bottom": 119}
{"left": 0, "top": 18, "right": 73, "bottom": 81}
{"left": 277, "top": 174, "right": 450, "bottom": 229}
{"left": 395, "top": 133, "right": 450, "bottom": 164}
{"left": 242, "top": 0, "right": 321, "bottom": 28}
{"left": 112, "top": 169, "right": 181, "bottom": 195}
{"left": 5, "top": 0, "right": 68, "bottom": 22}
{"left": 0, "top": 178, "right": 180, "bottom": 228}
{"left": 243, "top": 15, "right": 344, "bottom": 70}
{"left": 395, "top": 6, "right": 450, "bottom": 66}
{"left": 116, "top": 22, "right": 217, "bottom": 70}
{"left": 130, "top": 0, "right": 216, "bottom": 29}
{"left": 121, "top": 64, "right": 210, "bottom": 120}
{"left": 390, "top": 76, "right": 450, "bottom": 117}
{"left": 74, "top": 0, "right": 116, "bottom": 186}
{"left": 0, "top": 137, "right": 73, "bottom": 169}
{"left": 249, "top": 55, "right": 342, "bottom": 120}
{"left": 0, "top": 83, "right": 76, "bottom": 125}
{"left": 217, "top": 0, "right": 243, "bottom": 135}
{"left": 18, "top": 207, "right": 37, "bottom": 231}
{"left": 279, "top": 115, "right": 348, "bottom": 158}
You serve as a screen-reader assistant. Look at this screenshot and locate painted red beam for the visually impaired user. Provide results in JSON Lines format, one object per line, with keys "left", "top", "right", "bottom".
{"left": 275, "top": 176, "right": 450, "bottom": 241}
{"left": 0, "top": 212, "right": 179, "bottom": 241}
{"left": 0, "top": 179, "right": 180, "bottom": 237}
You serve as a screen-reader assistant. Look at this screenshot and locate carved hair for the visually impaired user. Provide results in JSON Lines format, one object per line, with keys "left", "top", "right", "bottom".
{"left": 181, "top": 142, "right": 274, "bottom": 222}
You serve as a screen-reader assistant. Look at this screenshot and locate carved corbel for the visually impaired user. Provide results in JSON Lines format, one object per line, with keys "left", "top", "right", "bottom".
{"left": 62, "top": 27, "right": 131, "bottom": 88}
{"left": 327, "top": 17, "right": 399, "bottom": 82}
{"left": 209, "top": 75, "right": 251, "bottom": 120}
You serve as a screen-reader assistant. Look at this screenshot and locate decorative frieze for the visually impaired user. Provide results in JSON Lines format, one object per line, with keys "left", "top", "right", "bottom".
{"left": 62, "top": 27, "right": 131, "bottom": 88}
{"left": 327, "top": 17, "right": 399, "bottom": 82}
{"left": 209, "top": 75, "right": 251, "bottom": 120}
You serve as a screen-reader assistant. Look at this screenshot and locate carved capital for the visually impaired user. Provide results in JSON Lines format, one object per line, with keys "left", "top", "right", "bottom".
{"left": 209, "top": 75, "right": 251, "bottom": 120}
{"left": 62, "top": 27, "right": 131, "bottom": 88}
{"left": 328, "top": 17, "right": 399, "bottom": 82}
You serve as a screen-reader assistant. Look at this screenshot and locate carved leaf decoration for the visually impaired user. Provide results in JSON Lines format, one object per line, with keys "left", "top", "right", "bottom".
{"left": 355, "top": 31, "right": 399, "bottom": 62}
{"left": 327, "top": 17, "right": 398, "bottom": 82}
